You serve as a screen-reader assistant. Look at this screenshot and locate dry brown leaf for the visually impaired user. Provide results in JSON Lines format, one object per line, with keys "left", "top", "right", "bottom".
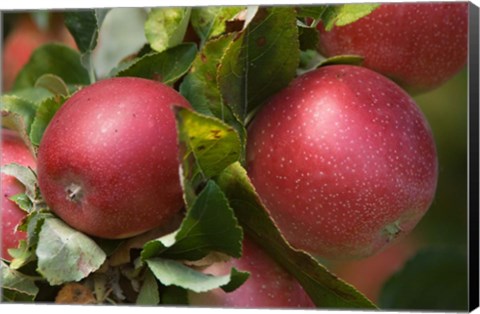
{"left": 55, "top": 283, "right": 96, "bottom": 304}
{"left": 183, "top": 251, "right": 232, "bottom": 268}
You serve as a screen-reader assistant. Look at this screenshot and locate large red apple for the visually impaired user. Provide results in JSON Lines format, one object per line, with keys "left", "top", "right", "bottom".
{"left": 188, "top": 236, "right": 314, "bottom": 308}
{"left": 1, "top": 129, "right": 36, "bottom": 260}
{"left": 247, "top": 65, "right": 438, "bottom": 260}
{"left": 37, "top": 77, "right": 190, "bottom": 239}
{"left": 317, "top": 3, "right": 468, "bottom": 93}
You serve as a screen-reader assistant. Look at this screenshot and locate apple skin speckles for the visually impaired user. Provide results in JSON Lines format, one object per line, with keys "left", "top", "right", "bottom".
{"left": 246, "top": 65, "right": 438, "bottom": 260}
{"left": 317, "top": 3, "right": 468, "bottom": 93}
{"left": 37, "top": 77, "right": 191, "bottom": 239}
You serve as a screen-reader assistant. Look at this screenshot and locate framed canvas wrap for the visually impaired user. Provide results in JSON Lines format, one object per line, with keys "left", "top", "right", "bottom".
{"left": 0, "top": 1, "right": 479, "bottom": 312}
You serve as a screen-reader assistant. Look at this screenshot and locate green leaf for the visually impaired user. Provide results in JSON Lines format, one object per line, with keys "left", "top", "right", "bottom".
{"left": 321, "top": 4, "right": 380, "bottom": 31}
{"left": 176, "top": 107, "right": 242, "bottom": 181}
{"left": 7, "top": 240, "right": 34, "bottom": 270}
{"left": 297, "top": 51, "right": 364, "bottom": 76}
{"left": 34, "top": 74, "right": 70, "bottom": 96}
{"left": 2, "top": 288, "right": 37, "bottom": 302}
{"left": 7, "top": 87, "right": 54, "bottom": 104}
{"left": 179, "top": 35, "right": 246, "bottom": 151}
{"left": 8, "top": 193, "right": 32, "bottom": 213}
{"left": 318, "top": 54, "right": 364, "bottom": 67}
{"left": 161, "top": 285, "right": 189, "bottom": 305}
{"left": 297, "top": 6, "right": 328, "bottom": 20}
{"left": 220, "top": 267, "right": 249, "bottom": 293}
{"left": 12, "top": 44, "right": 90, "bottom": 91}
{"left": 35, "top": 218, "right": 107, "bottom": 285}
{"left": 142, "top": 181, "right": 243, "bottom": 261}
{"left": 217, "top": 7, "right": 300, "bottom": 122}
{"left": 298, "top": 49, "right": 325, "bottom": 75}
{"left": 24, "top": 210, "right": 52, "bottom": 250}
{"left": 146, "top": 258, "right": 241, "bottom": 293}
{"left": 1, "top": 163, "right": 37, "bottom": 202}
{"left": 136, "top": 269, "right": 160, "bottom": 305}
{"left": 64, "top": 9, "right": 108, "bottom": 54}
{"left": 190, "top": 6, "right": 244, "bottom": 44}
{"left": 91, "top": 8, "right": 148, "bottom": 78}
{"left": 145, "top": 8, "right": 191, "bottom": 53}
{"left": 29, "top": 95, "right": 67, "bottom": 147}
{"left": 180, "top": 35, "right": 231, "bottom": 117}
{"left": 216, "top": 162, "right": 377, "bottom": 309}
{"left": 1, "top": 95, "right": 38, "bottom": 153}
{"left": 380, "top": 246, "right": 468, "bottom": 311}
{"left": 1, "top": 260, "right": 39, "bottom": 300}
{"left": 113, "top": 43, "right": 197, "bottom": 85}
{"left": 172, "top": 181, "right": 242, "bottom": 259}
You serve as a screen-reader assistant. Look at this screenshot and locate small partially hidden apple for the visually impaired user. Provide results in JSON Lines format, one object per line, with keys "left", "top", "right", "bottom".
{"left": 317, "top": 3, "right": 468, "bottom": 93}
{"left": 37, "top": 77, "right": 190, "bottom": 239}
{"left": 247, "top": 65, "right": 438, "bottom": 260}
{"left": 188, "top": 236, "right": 314, "bottom": 308}
{"left": 1, "top": 129, "right": 36, "bottom": 260}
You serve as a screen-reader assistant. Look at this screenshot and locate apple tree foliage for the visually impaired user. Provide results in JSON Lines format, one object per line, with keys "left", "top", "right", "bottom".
{"left": 0, "top": 4, "right": 467, "bottom": 310}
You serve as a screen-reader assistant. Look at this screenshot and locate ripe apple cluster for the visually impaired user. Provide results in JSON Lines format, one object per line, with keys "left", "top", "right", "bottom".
{"left": 1, "top": 2, "right": 462, "bottom": 307}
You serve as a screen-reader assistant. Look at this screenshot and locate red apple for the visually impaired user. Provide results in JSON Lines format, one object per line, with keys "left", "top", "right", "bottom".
{"left": 1, "top": 129, "right": 36, "bottom": 260}
{"left": 188, "top": 236, "right": 314, "bottom": 308}
{"left": 317, "top": 3, "right": 468, "bottom": 93}
{"left": 246, "top": 65, "right": 438, "bottom": 260}
{"left": 37, "top": 77, "right": 190, "bottom": 239}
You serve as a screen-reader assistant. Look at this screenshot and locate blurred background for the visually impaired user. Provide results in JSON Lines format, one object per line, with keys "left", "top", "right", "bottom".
{"left": 1, "top": 9, "right": 148, "bottom": 92}
{"left": 2, "top": 11, "right": 77, "bottom": 92}
{"left": 1, "top": 10, "right": 471, "bottom": 311}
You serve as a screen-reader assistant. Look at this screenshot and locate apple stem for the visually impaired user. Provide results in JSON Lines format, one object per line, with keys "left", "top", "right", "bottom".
{"left": 383, "top": 220, "right": 402, "bottom": 242}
